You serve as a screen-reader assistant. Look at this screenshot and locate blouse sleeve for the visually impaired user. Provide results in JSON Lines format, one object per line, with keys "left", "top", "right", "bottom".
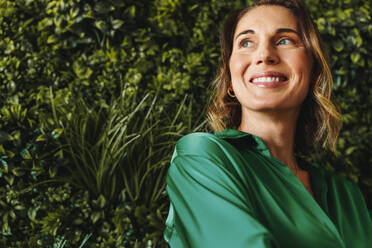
{"left": 165, "top": 133, "right": 279, "bottom": 248}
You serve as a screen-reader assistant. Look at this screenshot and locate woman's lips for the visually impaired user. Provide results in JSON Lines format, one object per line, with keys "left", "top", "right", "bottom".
{"left": 249, "top": 71, "right": 288, "bottom": 88}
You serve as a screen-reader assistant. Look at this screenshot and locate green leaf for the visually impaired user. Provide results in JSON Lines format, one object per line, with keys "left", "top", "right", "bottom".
{"left": 353, "top": 36, "right": 363, "bottom": 47}
{"left": 47, "top": 35, "right": 57, "bottom": 44}
{"left": 112, "top": 19, "right": 124, "bottom": 30}
{"left": 351, "top": 52, "right": 360, "bottom": 63}
{"left": 333, "top": 40, "right": 344, "bottom": 52}
{"left": 316, "top": 17, "right": 326, "bottom": 31}
{"left": 346, "top": 146, "right": 357, "bottom": 155}
{"left": 94, "top": 2, "right": 111, "bottom": 14}
{"left": 12, "top": 167, "right": 25, "bottom": 177}
{"left": 14, "top": 205, "right": 25, "bottom": 211}
{"left": 91, "top": 211, "right": 101, "bottom": 223}
{"left": 36, "top": 134, "right": 46, "bottom": 142}
{"left": 73, "top": 218, "right": 84, "bottom": 225}
{"left": 128, "top": 5, "right": 136, "bottom": 17}
{"left": 95, "top": 194, "right": 107, "bottom": 209}
{"left": 0, "top": 131, "right": 11, "bottom": 144}
{"left": 4, "top": 175, "right": 15, "bottom": 185}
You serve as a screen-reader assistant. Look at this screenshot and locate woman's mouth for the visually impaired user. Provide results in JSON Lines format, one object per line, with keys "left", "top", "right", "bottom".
{"left": 249, "top": 71, "right": 288, "bottom": 88}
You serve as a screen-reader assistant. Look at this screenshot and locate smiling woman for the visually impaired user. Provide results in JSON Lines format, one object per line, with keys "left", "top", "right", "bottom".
{"left": 164, "top": 0, "right": 372, "bottom": 247}
{"left": 230, "top": 5, "right": 312, "bottom": 122}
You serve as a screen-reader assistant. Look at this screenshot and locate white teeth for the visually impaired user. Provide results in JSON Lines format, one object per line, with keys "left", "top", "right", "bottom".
{"left": 252, "top": 77, "right": 280, "bottom": 83}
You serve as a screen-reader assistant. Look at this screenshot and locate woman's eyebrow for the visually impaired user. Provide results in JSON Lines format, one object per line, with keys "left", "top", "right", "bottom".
{"left": 234, "top": 28, "right": 299, "bottom": 41}
{"left": 276, "top": 28, "right": 299, "bottom": 36}
{"left": 235, "top": 29, "right": 254, "bottom": 40}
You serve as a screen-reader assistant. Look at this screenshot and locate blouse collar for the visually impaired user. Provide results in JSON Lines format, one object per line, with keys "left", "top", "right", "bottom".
{"left": 215, "top": 128, "right": 269, "bottom": 152}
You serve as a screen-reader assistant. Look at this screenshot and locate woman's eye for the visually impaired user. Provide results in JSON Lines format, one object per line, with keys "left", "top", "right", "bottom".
{"left": 241, "top": 40, "right": 253, "bottom": 48}
{"left": 278, "top": 38, "right": 293, "bottom": 45}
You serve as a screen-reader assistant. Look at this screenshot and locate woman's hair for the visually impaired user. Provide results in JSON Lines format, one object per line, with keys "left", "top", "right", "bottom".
{"left": 207, "top": 0, "right": 342, "bottom": 154}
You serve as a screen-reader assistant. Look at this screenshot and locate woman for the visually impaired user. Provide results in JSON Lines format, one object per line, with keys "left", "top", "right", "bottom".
{"left": 164, "top": 0, "right": 372, "bottom": 247}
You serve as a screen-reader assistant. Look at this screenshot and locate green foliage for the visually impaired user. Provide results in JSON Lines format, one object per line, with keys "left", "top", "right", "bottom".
{"left": 1, "top": 92, "right": 203, "bottom": 247}
{"left": 0, "top": 0, "right": 371, "bottom": 246}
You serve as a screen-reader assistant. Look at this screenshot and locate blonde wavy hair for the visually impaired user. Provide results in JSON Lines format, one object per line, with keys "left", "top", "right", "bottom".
{"left": 207, "top": 0, "right": 342, "bottom": 154}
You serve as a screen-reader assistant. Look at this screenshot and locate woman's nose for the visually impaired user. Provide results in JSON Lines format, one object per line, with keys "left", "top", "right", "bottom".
{"left": 255, "top": 44, "right": 280, "bottom": 65}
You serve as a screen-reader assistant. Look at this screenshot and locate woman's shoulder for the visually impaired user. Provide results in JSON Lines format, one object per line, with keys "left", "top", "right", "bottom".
{"left": 329, "top": 171, "right": 363, "bottom": 194}
{"left": 174, "top": 132, "right": 234, "bottom": 156}
{"left": 174, "top": 129, "right": 255, "bottom": 157}
{"left": 312, "top": 164, "right": 365, "bottom": 197}
{"left": 170, "top": 131, "right": 249, "bottom": 177}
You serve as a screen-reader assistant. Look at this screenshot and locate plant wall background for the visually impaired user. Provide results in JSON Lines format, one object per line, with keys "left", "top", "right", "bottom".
{"left": 0, "top": 0, "right": 371, "bottom": 247}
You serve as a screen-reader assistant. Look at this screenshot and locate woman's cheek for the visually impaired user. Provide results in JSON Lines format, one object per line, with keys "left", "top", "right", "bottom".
{"left": 229, "top": 54, "right": 251, "bottom": 81}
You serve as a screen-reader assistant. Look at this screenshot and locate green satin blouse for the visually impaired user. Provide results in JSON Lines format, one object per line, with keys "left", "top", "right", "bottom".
{"left": 164, "top": 129, "right": 372, "bottom": 247}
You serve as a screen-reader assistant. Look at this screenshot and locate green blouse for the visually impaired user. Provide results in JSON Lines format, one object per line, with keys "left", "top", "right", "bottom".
{"left": 164, "top": 129, "right": 372, "bottom": 247}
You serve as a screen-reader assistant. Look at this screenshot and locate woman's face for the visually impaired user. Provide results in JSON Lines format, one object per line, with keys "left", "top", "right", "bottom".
{"left": 229, "top": 5, "right": 313, "bottom": 113}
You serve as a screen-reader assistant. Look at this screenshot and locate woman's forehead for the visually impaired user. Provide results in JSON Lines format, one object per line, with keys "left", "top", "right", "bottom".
{"left": 234, "top": 5, "right": 299, "bottom": 37}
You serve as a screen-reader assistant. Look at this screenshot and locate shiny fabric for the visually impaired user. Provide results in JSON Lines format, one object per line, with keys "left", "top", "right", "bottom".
{"left": 164, "top": 129, "right": 372, "bottom": 247}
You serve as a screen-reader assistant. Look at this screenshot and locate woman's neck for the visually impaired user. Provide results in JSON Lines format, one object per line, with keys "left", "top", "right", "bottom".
{"left": 238, "top": 108, "right": 300, "bottom": 171}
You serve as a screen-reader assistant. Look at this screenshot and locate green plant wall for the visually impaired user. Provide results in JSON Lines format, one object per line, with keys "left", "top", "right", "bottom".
{"left": 0, "top": 0, "right": 371, "bottom": 246}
